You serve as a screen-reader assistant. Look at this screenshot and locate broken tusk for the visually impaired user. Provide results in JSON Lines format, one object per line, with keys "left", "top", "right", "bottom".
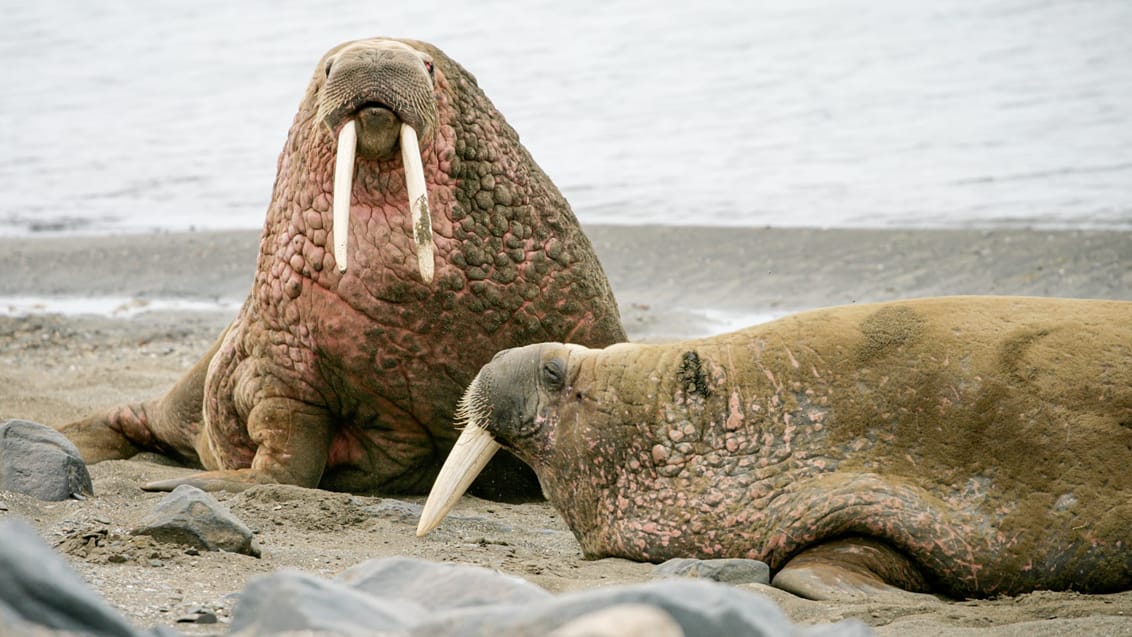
{"left": 332, "top": 119, "right": 357, "bottom": 273}
{"left": 399, "top": 123, "right": 435, "bottom": 284}
{"left": 416, "top": 423, "right": 501, "bottom": 536}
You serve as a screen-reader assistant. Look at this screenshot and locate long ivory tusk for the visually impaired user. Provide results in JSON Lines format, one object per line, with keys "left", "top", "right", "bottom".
{"left": 416, "top": 423, "right": 501, "bottom": 536}
{"left": 333, "top": 120, "right": 357, "bottom": 273}
{"left": 399, "top": 124, "right": 435, "bottom": 284}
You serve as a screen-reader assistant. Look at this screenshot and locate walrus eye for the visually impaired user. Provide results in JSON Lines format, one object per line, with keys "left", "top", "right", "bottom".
{"left": 541, "top": 359, "right": 565, "bottom": 391}
{"left": 324, "top": 59, "right": 334, "bottom": 77}
{"left": 423, "top": 59, "right": 434, "bottom": 76}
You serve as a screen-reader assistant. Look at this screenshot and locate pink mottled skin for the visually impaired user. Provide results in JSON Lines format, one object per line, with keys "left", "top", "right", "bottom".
{"left": 464, "top": 297, "right": 1132, "bottom": 598}
{"left": 58, "top": 37, "right": 625, "bottom": 498}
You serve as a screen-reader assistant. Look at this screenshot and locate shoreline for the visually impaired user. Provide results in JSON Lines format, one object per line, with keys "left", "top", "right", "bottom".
{"left": 1, "top": 225, "right": 1128, "bottom": 342}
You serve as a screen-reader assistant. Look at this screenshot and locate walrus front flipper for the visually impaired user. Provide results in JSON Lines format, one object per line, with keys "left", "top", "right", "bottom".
{"left": 143, "top": 397, "right": 331, "bottom": 493}
{"left": 772, "top": 537, "right": 936, "bottom": 601}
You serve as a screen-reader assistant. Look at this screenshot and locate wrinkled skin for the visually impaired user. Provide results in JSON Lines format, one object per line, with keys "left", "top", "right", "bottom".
{"left": 58, "top": 37, "right": 625, "bottom": 498}
{"left": 450, "top": 297, "right": 1132, "bottom": 598}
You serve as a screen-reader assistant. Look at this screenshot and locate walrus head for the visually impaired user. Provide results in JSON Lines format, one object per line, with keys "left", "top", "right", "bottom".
{"left": 417, "top": 342, "right": 594, "bottom": 535}
{"left": 318, "top": 39, "right": 438, "bottom": 280}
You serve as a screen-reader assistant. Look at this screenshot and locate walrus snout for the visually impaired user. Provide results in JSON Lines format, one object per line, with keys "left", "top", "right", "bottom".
{"left": 354, "top": 105, "right": 401, "bottom": 161}
{"left": 318, "top": 41, "right": 438, "bottom": 142}
{"left": 321, "top": 39, "right": 439, "bottom": 279}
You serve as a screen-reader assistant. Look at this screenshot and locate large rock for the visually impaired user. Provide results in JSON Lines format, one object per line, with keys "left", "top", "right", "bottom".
{"left": 132, "top": 484, "right": 260, "bottom": 557}
{"left": 410, "top": 578, "right": 873, "bottom": 637}
{"left": 229, "top": 569, "right": 422, "bottom": 636}
{"left": 0, "top": 418, "right": 92, "bottom": 501}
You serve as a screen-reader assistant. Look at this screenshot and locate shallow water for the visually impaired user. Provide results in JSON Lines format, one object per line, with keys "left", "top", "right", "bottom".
{"left": 2, "top": 0, "right": 1130, "bottom": 235}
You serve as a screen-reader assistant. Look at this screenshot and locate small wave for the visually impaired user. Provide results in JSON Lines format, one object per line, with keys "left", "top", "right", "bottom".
{"left": 0, "top": 296, "right": 241, "bottom": 318}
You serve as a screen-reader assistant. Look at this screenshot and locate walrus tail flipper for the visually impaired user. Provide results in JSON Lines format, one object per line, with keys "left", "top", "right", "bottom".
{"left": 771, "top": 537, "right": 935, "bottom": 601}
{"left": 55, "top": 407, "right": 146, "bottom": 464}
{"left": 56, "top": 326, "right": 229, "bottom": 467}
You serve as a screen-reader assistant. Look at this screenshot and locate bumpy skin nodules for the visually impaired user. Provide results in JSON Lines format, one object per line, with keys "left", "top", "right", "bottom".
{"left": 58, "top": 37, "right": 625, "bottom": 498}
{"left": 456, "top": 297, "right": 1132, "bottom": 598}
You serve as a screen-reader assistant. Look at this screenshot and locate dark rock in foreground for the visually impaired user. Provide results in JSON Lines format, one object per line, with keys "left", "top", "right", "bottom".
{"left": 231, "top": 568, "right": 422, "bottom": 636}
{"left": 0, "top": 419, "right": 93, "bottom": 501}
{"left": 132, "top": 484, "right": 260, "bottom": 557}
{"left": 0, "top": 518, "right": 175, "bottom": 637}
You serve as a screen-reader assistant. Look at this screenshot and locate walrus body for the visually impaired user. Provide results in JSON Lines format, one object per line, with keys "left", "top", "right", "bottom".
{"left": 422, "top": 296, "right": 1132, "bottom": 599}
{"left": 58, "top": 37, "right": 625, "bottom": 498}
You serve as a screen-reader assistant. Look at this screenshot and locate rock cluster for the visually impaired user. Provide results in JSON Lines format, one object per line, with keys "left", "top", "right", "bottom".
{"left": 0, "top": 518, "right": 873, "bottom": 637}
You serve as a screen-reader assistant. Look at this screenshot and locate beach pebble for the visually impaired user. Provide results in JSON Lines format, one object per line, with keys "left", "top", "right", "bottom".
{"left": 132, "top": 485, "right": 260, "bottom": 557}
{"left": 337, "top": 555, "right": 552, "bottom": 610}
{"left": 0, "top": 418, "right": 93, "bottom": 501}
{"left": 652, "top": 557, "right": 771, "bottom": 584}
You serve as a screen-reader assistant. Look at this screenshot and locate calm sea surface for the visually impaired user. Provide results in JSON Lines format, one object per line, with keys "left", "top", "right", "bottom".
{"left": 2, "top": 0, "right": 1130, "bottom": 235}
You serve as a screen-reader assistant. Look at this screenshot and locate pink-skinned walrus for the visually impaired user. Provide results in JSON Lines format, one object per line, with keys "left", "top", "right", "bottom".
{"left": 55, "top": 37, "right": 625, "bottom": 499}
{"left": 420, "top": 296, "right": 1132, "bottom": 599}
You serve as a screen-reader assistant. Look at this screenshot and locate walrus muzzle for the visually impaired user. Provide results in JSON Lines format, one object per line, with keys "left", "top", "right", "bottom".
{"left": 323, "top": 41, "right": 438, "bottom": 282}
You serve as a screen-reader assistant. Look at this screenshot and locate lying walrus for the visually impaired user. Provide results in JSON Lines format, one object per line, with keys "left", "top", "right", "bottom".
{"left": 57, "top": 37, "right": 625, "bottom": 498}
{"left": 420, "top": 296, "right": 1132, "bottom": 599}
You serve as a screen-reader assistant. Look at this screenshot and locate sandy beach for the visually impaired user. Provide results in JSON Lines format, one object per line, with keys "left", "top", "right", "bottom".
{"left": 1, "top": 225, "right": 1131, "bottom": 635}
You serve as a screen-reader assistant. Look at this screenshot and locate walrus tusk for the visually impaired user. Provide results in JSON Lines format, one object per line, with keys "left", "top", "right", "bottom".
{"left": 400, "top": 123, "right": 435, "bottom": 283}
{"left": 416, "top": 422, "right": 500, "bottom": 536}
{"left": 332, "top": 119, "right": 357, "bottom": 272}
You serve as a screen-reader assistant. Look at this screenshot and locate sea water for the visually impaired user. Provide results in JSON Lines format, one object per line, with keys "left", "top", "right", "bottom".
{"left": 2, "top": 0, "right": 1130, "bottom": 236}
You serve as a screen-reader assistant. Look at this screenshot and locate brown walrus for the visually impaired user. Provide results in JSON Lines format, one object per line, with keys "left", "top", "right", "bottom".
{"left": 57, "top": 37, "right": 625, "bottom": 498}
{"left": 419, "top": 296, "right": 1132, "bottom": 599}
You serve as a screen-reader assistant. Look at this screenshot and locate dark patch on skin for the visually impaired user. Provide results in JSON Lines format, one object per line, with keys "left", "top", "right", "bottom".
{"left": 677, "top": 351, "right": 711, "bottom": 399}
{"left": 414, "top": 199, "right": 433, "bottom": 247}
{"left": 855, "top": 305, "right": 926, "bottom": 362}
{"left": 997, "top": 327, "right": 1052, "bottom": 382}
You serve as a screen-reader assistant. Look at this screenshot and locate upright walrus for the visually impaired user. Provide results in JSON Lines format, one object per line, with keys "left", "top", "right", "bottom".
{"left": 57, "top": 38, "right": 625, "bottom": 498}
{"left": 420, "top": 296, "right": 1132, "bottom": 599}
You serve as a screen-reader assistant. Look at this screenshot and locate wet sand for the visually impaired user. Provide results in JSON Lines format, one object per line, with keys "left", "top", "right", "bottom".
{"left": 1, "top": 225, "right": 1131, "bottom": 635}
